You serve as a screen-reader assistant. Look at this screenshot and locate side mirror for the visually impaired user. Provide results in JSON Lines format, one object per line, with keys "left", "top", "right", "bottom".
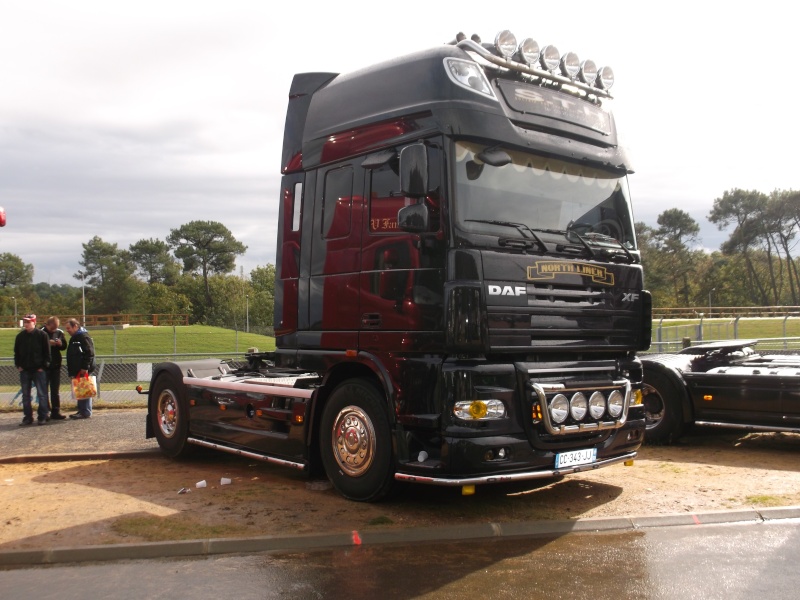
{"left": 399, "top": 144, "right": 428, "bottom": 198}
{"left": 397, "top": 203, "right": 429, "bottom": 233}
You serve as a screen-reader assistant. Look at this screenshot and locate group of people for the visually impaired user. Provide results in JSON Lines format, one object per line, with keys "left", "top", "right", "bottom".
{"left": 13, "top": 314, "right": 96, "bottom": 426}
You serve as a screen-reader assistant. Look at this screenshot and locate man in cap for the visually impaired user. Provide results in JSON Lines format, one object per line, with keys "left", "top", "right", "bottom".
{"left": 14, "top": 314, "right": 51, "bottom": 425}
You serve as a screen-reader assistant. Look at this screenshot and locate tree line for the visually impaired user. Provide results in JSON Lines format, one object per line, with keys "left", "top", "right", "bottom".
{"left": 1, "top": 220, "right": 274, "bottom": 332}
{"left": 639, "top": 188, "right": 800, "bottom": 308}
{"left": 4, "top": 188, "right": 799, "bottom": 323}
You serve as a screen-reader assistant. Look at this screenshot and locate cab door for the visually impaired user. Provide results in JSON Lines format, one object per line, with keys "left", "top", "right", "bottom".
{"left": 303, "top": 163, "right": 363, "bottom": 349}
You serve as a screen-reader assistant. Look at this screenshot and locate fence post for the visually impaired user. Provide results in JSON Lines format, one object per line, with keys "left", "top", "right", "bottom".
{"left": 657, "top": 317, "right": 663, "bottom": 345}
{"left": 698, "top": 313, "right": 704, "bottom": 342}
{"left": 734, "top": 316, "right": 740, "bottom": 339}
{"left": 784, "top": 316, "right": 790, "bottom": 349}
{"left": 173, "top": 325, "right": 177, "bottom": 356}
{"left": 112, "top": 325, "right": 117, "bottom": 356}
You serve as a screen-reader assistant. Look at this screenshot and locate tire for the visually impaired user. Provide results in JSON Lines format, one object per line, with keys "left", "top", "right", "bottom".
{"left": 320, "top": 379, "right": 394, "bottom": 502}
{"left": 642, "top": 367, "right": 687, "bottom": 445}
{"left": 150, "top": 373, "right": 193, "bottom": 458}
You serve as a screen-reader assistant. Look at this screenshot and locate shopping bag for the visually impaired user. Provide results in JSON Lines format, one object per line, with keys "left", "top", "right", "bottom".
{"left": 71, "top": 374, "right": 97, "bottom": 400}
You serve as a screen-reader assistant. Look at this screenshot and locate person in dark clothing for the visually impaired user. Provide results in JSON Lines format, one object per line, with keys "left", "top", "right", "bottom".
{"left": 14, "top": 314, "right": 51, "bottom": 425}
{"left": 65, "top": 318, "right": 95, "bottom": 419}
{"left": 42, "top": 316, "right": 67, "bottom": 420}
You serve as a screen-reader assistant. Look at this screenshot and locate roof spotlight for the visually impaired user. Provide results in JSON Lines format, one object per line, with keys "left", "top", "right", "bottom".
{"left": 560, "top": 51, "right": 580, "bottom": 80}
{"left": 539, "top": 44, "right": 560, "bottom": 73}
{"left": 579, "top": 59, "right": 598, "bottom": 85}
{"left": 596, "top": 65, "right": 615, "bottom": 90}
{"left": 494, "top": 30, "right": 517, "bottom": 58}
{"left": 518, "top": 37, "right": 540, "bottom": 65}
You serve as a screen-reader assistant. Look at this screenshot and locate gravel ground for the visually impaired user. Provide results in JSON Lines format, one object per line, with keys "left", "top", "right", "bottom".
{"left": 0, "top": 408, "right": 157, "bottom": 456}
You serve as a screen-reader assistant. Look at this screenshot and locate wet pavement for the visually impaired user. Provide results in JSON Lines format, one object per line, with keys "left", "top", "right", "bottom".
{"left": 2, "top": 520, "right": 799, "bottom": 599}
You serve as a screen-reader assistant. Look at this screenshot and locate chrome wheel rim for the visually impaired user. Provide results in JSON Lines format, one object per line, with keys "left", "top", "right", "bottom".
{"left": 331, "top": 405, "right": 376, "bottom": 477}
{"left": 642, "top": 383, "right": 665, "bottom": 429}
{"left": 157, "top": 389, "right": 179, "bottom": 438}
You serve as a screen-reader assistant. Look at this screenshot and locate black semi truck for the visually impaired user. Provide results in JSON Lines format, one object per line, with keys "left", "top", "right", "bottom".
{"left": 144, "top": 31, "right": 651, "bottom": 501}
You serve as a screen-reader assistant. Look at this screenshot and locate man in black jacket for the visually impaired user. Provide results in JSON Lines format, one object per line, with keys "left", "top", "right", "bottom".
{"left": 14, "top": 314, "right": 51, "bottom": 425}
{"left": 42, "top": 316, "right": 67, "bottom": 420}
{"left": 65, "top": 318, "right": 96, "bottom": 419}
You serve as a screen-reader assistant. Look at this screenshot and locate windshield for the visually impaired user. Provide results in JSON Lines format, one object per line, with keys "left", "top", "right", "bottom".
{"left": 453, "top": 141, "right": 637, "bottom": 250}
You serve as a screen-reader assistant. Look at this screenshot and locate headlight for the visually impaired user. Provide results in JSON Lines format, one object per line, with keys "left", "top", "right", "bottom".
{"left": 596, "top": 65, "right": 614, "bottom": 90}
{"left": 494, "top": 30, "right": 517, "bottom": 59}
{"left": 453, "top": 399, "right": 507, "bottom": 420}
{"left": 539, "top": 44, "right": 560, "bottom": 73}
{"left": 570, "top": 392, "right": 588, "bottom": 421}
{"left": 517, "top": 37, "right": 540, "bottom": 65}
{"left": 443, "top": 57, "right": 496, "bottom": 98}
{"left": 579, "top": 59, "right": 597, "bottom": 86}
{"left": 589, "top": 391, "right": 606, "bottom": 419}
{"left": 607, "top": 389, "right": 624, "bottom": 418}
{"left": 550, "top": 394, "right": 569, "bottom": 424}
{"left": 560, "top": 51, "right": 580, "bottom": 80}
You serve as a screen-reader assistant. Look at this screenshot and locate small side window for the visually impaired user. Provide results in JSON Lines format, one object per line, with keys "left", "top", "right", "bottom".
{"left": 292, "top": 182, "right": 302, "bottom": 231}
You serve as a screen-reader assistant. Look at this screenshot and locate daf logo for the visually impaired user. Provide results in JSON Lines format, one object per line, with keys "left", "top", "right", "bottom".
{"left": 622, "top": 293, "right": 639, "bottom": 302}
{"left": 488, "top": 285, "right": 526, "bottom": 297}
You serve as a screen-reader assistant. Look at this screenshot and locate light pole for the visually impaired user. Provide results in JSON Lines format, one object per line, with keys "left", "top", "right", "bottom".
{"left": 246, "top": 294, "right": 249, "bottom": 333}
{"left": 709, "top": 288, "right": 715, "bottom": 318}
{"left": 78, "top": 270, "right": 86, "bottom": 325}
{"left": 11, "top": 296, "right": 17, "bottom": 325}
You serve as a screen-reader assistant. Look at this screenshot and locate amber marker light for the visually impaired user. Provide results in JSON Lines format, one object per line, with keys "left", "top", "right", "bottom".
{"left": 703, "top": 395, "right": 713, "bottom": 401}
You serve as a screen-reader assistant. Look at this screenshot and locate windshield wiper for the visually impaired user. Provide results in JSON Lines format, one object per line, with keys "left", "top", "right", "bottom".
{"left": 465, "top": 219, "right": 548, "bottom": 253}
{"left": 583, "top": 232, "right": 635, "bottom": 263}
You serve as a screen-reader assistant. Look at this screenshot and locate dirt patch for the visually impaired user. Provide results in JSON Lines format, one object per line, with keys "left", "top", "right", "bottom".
{"left": 2, "top": 428, "right": 800, "bottom": 551}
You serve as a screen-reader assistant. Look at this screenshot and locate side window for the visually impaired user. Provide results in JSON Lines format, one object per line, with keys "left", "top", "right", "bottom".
{"left": 369, "top": 164, "right": 406, "bottom": 235}
{"left": 322, "top": 167, "right": 353, "bottom": 239}
{"left": 292, "top": 182, "right": 302, "bottom": 231}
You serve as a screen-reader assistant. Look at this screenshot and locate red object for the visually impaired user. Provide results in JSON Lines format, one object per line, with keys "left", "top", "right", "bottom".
{"left": 0, "top": 206, "right": 5, "bottom": 227}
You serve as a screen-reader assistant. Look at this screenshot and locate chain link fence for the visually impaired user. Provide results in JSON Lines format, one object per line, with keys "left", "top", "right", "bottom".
{"left": 1, "top": 353, "right": 248, "bottom": 409}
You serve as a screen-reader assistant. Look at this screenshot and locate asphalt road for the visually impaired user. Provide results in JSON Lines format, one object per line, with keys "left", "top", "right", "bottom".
{"left": 0, "top": 408, "right": 156, "bottom": 457}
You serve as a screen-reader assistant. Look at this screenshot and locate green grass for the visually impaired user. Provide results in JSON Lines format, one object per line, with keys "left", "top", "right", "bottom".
{"left": 0, "top": 324, "right": 275, "bottom": 357}
{"left": 653, "top": 317, "right": 800, "bottom": 341}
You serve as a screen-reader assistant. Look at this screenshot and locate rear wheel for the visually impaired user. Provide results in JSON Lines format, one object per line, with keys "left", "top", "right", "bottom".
{"left": 150, "top": 373, "right": 193, "bottom": 458}
{"left": 320, "top": 379, "right": 394, "bottom": 502}
{"left": 642, "top": 367, "right": 687, "bottom": 445}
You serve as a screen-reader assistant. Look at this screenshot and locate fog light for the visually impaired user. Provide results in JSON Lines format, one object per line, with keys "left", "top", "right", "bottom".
{"left": 608, "top": 390, "right": 624, "bottom": 418}
{"left": 494, "top": 30, "right": 517, "bottom": 59}
{"left": 550, "top": 394, "right": 569, "bottom": 423}
{"left": 588, "top": 391, "right": 606, "bottom": 419}
{"left": 560, "top": 51, "right": 580, "bottom": 80}
{"left": 597, "top": 65, "right": 615, "bottom": 90}
{"left": 540, "top": 44, "right": 560, "bottom": 72}
{"left": 570, "top": 392, "right": 588, "bottom": 420}
{"left": 518, "top": 37, "right": 540, "bottom": 65}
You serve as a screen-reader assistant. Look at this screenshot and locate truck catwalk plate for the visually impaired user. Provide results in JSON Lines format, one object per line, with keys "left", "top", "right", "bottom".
{"left": 555, "top": 448, "right": 597, "bottom": 469}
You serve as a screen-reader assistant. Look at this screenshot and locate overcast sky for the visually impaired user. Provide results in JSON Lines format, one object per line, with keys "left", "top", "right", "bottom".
{"left": 1, "top": 1, "right": 797, "bottom": 285}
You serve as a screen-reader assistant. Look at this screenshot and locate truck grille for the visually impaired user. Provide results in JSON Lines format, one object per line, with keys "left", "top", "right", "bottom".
{"left": 487, "top": 282, "right": 638, "bottom": 351}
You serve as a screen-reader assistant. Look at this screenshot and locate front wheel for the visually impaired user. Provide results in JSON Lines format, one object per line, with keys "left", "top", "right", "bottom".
{"left": 150, "top": 373, "right": 193, "bottom": 458}
{"left": 320, "top": 379, "right": 394, "bottom": 502}
{"left": 642, "top": 367, "right": 687, "bottom": 445}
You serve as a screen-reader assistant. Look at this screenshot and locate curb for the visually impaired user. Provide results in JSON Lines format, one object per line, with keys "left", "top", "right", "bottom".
{"left": 2, "top": 506, "right": 799, "bottom": 568}
{"left": 0, "top": 449, "right": 161, "bottom": 464}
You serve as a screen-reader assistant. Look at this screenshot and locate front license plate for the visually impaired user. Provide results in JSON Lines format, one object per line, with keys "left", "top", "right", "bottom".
{"left": 555, "top": 448, "right": 597, "bottom": 469}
